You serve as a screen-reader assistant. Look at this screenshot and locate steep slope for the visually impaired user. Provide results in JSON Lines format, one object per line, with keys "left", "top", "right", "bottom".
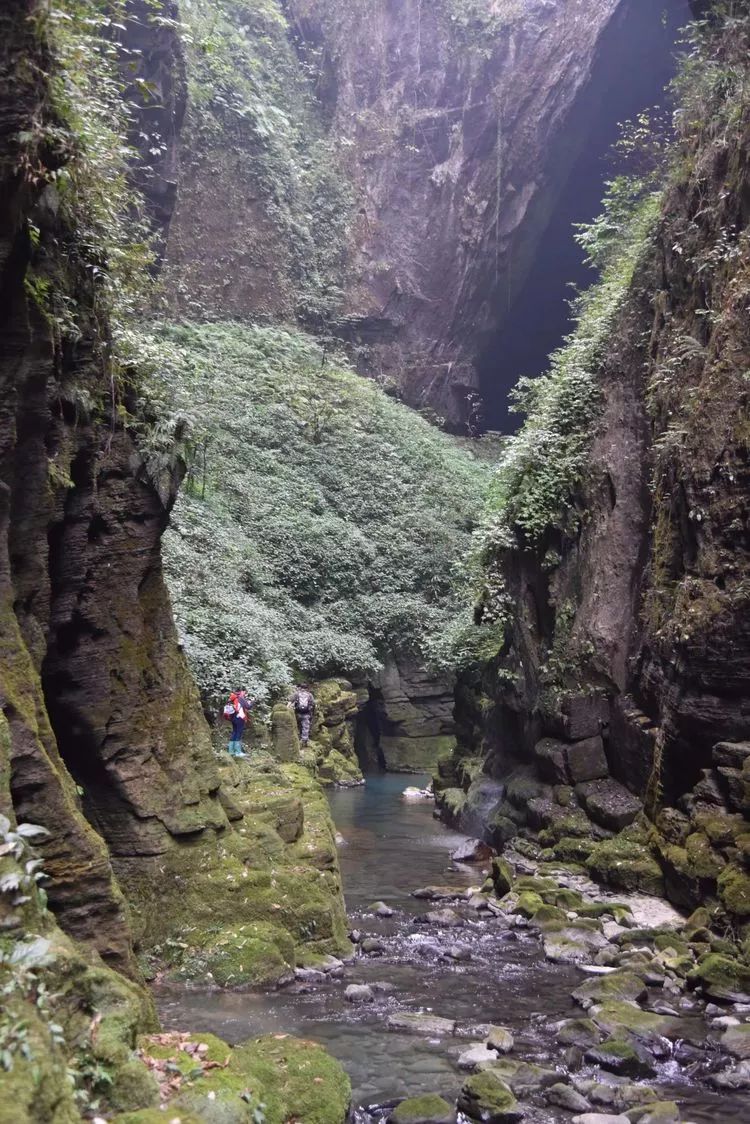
{"left": 438, "top": 3, "right": 750, "bottom": 927}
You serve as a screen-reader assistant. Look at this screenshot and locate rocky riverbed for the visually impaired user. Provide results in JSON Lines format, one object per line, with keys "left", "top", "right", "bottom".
{"left": 156, "top": 775, "right": 750, "bottom": 1123}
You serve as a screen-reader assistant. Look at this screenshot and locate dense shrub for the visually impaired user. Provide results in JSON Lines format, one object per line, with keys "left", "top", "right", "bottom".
{"left": 138, "top": 322, "right": 490, "bottom": 703}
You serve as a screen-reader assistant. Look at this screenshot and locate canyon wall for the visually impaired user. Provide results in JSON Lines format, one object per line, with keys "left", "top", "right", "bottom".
{"left": 1, "top": 0, "right": 348, "bottom": 1006}
{"left": 437, "top": 6, "right": 750, "bottom": 925}
{"left": 165, "top": 0, "right": 632, "bottom": 425}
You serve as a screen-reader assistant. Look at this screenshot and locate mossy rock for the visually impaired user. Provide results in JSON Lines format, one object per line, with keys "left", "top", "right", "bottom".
{"left": 491, "top": 857, "right": 514, "bottom": 897}
{"left": 586, "top": 830, "right": 664, "bottom": 896}
{"left": 458, "top": 1070, "right": 522, "bottom": 1122}
{"left": 552, "top": 835, "right": 597, "bottom": 863}
{"left": 685, "top": 831, "right": 726, "bottom": 878}
{"left": 717, "top": 862, "right": 750, "bottom": 917}
{"left": 555, "top": 1017, "right": 602, "bottom": 1048}
{"left": 317, "top": 747, "right": 363, "bottom": 787}
{"left": 113, "top": 1112, "right": 205, "bottom": 1124}
{"left": 0, "top": 994, "right": 80, "bottom": 1124}
{"left": 572, "top": 970, "right": 648, "bottom": 1008}
{"left": 693, "top": 809, "right": 747, "bottom": 847}
{"left": 539, "top": 887, "right": 584, "bottom": 911}
{"left": 141, "top": 1032, "right": 350, "bottom": 1124}
{"left": 590, "top": 1000, "right": 680, "bottom": 1042}
{"left": 439, "top": 787, "right": 468, "bottom": 822}
{"left": 513, "top": 891, "right": 544, "bottom": 918}
{"left": 174, "top": 921, "right": 296, "bottom": 987}
{"left": 529, "top": 903, "right": 568, "bottom": 929}
{"left": 270, "top": 704, "right": 300, "bottom": 762}
{"left": 585, "top": 1037, "right": 655, "bottom": 1077}
{"left": 689, "top": 952, "right": 750, "bottom": 1001}
{"left": 388, "top": 1093, "right": 457, "bottom": 1124}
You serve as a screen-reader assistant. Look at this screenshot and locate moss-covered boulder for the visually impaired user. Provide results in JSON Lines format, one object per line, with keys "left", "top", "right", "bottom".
{"left": 457, "top": 1070, "right": 524, "bottom": 1122}
{"left": 689, "top": 952, "right": 750, "bottom": 1002}
{"left": 137, "top": 1031, "right": 350, "bottom": 1124}
{"left": 437, "top": 787, "right": 468, "bottom": 824}
{"left": 572, "top": 970, "right": 646, "bottom": 1008}
{"left": 388, "top": 1093, "right": 457, "bottom": 1124}
{"left": 586, "top": 826, "right": 664, "bottom": 896}
{"left": 491, "top": 857, "right": 514, "bottom": 897}
{"left": 271, "top": 704, "right": 300, "bottom": 762}
{"left": 585, "top": 1037, "right": 655, "bottom": 1077}
{"left": 718, "top": 862, "right": 750, "bottom": 917}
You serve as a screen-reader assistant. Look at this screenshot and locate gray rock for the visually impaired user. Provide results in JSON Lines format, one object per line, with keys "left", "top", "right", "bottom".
{"left": 386, "top": 1011, "right": 457, "bottom": 1036}
{"left": 692, "top": 768, "right": 726, "bottom": 806}
{"left": 412, "top": 885, "right": 461, "bottom": 900}
{"left": 722, "top": 1023, "right": 750, "bottom": 1059}
{"left": 546, "top": 1083, "right": 590, "bottom": 1112}
{"left": 575, "top": 778, "right": 642, "bottom": 831}
{"left": 572, "top": 1116, "right": 630, "bottom": 1124}
{"left": 457, "top": 1043, "right": 497, "bottom": 1070}
{"left": 422, "top": 908, "right": 464, "bottom": 927}
{"left": 467, "top": 894, "right": 490, "bottom": 911}
{"left": 361, "top": 937, "right": 385, "bottom": 954}
{"left": 566, "top": 735, "right": 609, "bottom": 784}
{"left": 544, "top": 694, "right": 609, "bottom": 740}
{"left": 371, "top": 900, "right": 394, "bottom": 917}
{"left": 451, "top": 838, "right": 494, "bottom": 863}
{"left": 486, "top": 1026, "right": 514, "bottom": 1053}
{"left": 294, "top": 967, "right": 326, "bottom": 982}
{"left": 713, "top": 740, "right": 750, "bottom": 769}
{"left": 447, "top": 943, "right": 472, "bottom": 961}
{"left": 345, "top": 983, "right": 374, "bottom": 1003}
{"left": 709, "top": 1058, "right": 750, "bottom": 1090}
{"left": 534, "top": 737, "right": 570, "bottom": 784}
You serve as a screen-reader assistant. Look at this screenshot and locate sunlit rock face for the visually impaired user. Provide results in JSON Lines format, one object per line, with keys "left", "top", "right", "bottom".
{"left": 166, "top": 0, "right": 629, "bottom": 425}
{"left": 292, "top": 0, "right": 628, "bottom": 424}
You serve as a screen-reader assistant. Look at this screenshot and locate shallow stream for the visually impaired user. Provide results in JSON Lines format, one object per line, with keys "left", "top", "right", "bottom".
{"left": 156, "top": 774, "right": 749, "bottom": 1121}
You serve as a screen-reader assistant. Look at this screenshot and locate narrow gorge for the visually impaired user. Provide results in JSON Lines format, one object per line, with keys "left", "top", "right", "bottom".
{"left": 1, "top": 2, "right": 749, "bottom": 1123}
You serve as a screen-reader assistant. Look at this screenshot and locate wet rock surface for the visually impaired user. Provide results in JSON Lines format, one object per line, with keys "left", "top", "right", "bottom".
{"left": 154, "top": 776, "right": 749, "bottom": 1123}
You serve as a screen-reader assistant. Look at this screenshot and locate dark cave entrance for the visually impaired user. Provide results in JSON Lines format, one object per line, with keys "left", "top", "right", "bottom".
{"left": 355, "top": 685, "right": 386, "bottom": 773}
{"left": 477, "top": 0, "right": 692, "bottom": 432}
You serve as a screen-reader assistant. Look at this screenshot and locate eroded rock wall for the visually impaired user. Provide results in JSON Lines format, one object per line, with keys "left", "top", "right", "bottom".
{"left": 1, "top": 0, "right": 348, "bottom": 985}
{"left": 439, "top": 10, "right": 750, "bottom": 924}
{"left": 166, "top": 0, "right": 631, "bottom": 424}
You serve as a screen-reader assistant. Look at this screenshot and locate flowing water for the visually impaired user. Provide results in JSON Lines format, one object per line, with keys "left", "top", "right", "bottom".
{"left": 156, "top": 773, "right": 749, "bottom": 1121}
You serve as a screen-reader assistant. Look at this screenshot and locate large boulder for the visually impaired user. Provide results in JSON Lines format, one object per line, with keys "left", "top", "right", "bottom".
{"left": 566, "top": 736, "right": 609, "bottom": 784}
{"left": 271, "top": 704, "right": 300, "bottom": 762}
{"left": 575, "top": 779, "right": 642, "bottom": 831}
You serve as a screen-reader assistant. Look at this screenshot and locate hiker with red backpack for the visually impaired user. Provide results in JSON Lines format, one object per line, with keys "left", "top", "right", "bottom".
{"left": 223, "top": 689, "right": 255, "bottom": 757}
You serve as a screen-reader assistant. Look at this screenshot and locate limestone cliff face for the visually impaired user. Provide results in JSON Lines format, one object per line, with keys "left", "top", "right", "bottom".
{"left": 440, "top": 10, "right": 750, "bottom": 922}
{"left": 166, "top": 0, "right": 631, "bottom": 424}
{"left": 1, "top": 0, "right": 348, "bottom": 984}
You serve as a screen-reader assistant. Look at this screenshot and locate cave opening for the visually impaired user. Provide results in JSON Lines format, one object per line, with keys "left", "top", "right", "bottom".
{"left": 355, "top": 685, "right": 386, "bottom": 774}
{"left": 478, "top": 0, "right": 692, "bottom": 433}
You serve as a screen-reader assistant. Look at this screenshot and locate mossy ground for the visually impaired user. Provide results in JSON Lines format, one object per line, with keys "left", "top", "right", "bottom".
{"left": 119, "top": 758, "right": 350, "bottom": 986}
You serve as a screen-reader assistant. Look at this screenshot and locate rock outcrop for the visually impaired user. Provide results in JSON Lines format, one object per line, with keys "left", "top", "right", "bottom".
{"left": 368, "top": 657, "right": 457, "bottom": 773}
{"left": 166, "top": 0, "right": 639, "bottom": 425}
{"left": 437, "top": 6, "right": 750, "bottom": 926}
{"left": 1, "top": 0, "right": 348, "bottom": 990}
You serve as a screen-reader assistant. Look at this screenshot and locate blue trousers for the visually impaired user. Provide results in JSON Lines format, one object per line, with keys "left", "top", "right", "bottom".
{"left": 231, "top": 716, "right": 246, "bottom": 744}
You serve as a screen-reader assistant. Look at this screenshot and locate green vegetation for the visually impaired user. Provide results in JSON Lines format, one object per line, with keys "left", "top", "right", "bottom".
{"left": 22, "top": 1, "right": 160, "bottom": 345}
{"left": 172, "top": 0, "right": 352, "bottom": 319}
{"left": 480, "top": 181, "right": 660, "bottom": 554}
{"left": 138, "top": 321, "right": 489, "bottom": 703}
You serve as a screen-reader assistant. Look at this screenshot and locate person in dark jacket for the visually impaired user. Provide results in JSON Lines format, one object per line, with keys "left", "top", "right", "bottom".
{"left": 289, "top": 683, "right": 316, "bottom": 746}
